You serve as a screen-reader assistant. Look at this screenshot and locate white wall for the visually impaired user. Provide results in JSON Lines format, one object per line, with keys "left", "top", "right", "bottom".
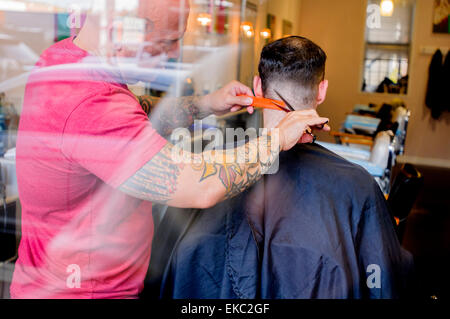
{"left": 298, "top": 0, "right": 450, "bottom": 161}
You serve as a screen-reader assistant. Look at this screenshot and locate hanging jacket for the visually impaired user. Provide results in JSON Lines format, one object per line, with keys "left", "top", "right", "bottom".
{"left": 426, "top": 50, "right": 444, "bottom": 119}
{"left": 444, "top": 50, "right": 450, "bottom": 112}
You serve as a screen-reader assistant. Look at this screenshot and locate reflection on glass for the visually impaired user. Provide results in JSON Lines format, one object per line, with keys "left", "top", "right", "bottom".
{"left": 0, "top": 0, "right": 245, "bottom": 114}
{"left": 0, "top": 0, "right": 263, "bottom": 299}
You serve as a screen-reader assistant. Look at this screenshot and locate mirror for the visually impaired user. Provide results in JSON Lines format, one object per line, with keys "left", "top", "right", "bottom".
{"left": 362, "top": 0, "right": 416, "bottom": 94}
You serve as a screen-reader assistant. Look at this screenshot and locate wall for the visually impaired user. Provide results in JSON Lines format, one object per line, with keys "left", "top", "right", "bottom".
{"left": 298, "top": 0, "right": 450, "bottom": 161}
{"left": 266, "top": 0, "right": 302, "bottom": 39}
{"left": 252, "top": 0, "right": 302, "bottom": 76}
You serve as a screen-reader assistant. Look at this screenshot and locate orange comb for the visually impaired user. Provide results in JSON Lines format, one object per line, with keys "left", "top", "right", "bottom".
{"left": 241, "top": 95, "right": 290, "bottom": 112}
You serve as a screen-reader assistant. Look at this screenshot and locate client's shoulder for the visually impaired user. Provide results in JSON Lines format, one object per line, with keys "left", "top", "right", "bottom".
{"left": 278, "top": 143, "right": 378, "bottom": 194}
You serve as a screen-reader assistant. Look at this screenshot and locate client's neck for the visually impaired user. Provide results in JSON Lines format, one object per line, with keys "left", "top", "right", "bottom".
{"left": 263, "top": 109, "right": 286, "bottom": 129}
{"left": 262, "top": 90, "right": 316, "bottom": 129}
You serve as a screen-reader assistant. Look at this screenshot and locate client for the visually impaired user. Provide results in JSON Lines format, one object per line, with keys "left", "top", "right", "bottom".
{"left": 143, "top": 36, "right": 414, "bottom": 299}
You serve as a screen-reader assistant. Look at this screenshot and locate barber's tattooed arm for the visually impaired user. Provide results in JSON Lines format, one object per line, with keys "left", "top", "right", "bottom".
{"left": 137, "top": 95, "right": 209, "bottom": 137}
{"left": 119, "top": 132, "right": 280, "bottom": 208}
{"left": 137, "top": 80, "right": 255, "bottom": 136}
{"left": 191, "top": 133, "right": 278, "bottom": 200}
{"left": 119, "top": 143, "right": 183, "bottom": 203}
{"left": 137, "top": 95, "right": 159, "bottom": 116}
{"left": 128, "top": 94, "right": 329, "bottom": 206}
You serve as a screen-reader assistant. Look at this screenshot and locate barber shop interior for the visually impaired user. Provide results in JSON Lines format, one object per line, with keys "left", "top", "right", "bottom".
{"left": 0, "top": 0, "right": 449, "bottom": 304}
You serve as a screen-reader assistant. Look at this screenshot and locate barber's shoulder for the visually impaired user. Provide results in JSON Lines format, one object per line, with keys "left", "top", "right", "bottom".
{"left": 80, "top": 82, "right": 137, "bottom": 104}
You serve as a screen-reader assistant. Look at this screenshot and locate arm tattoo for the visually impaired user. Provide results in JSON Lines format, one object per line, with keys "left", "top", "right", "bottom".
{"left": 119, "top": 143, "right": 184, "bottom": 204}
{"left": 138, "top": 95, "right": 208, "bottom": 137}
{"left": 137, "top": 95, "right": 159, "bottom": 116}
{"left": 120, "top": 132, "right": 279, "bottom": 204}
{"left": 193, "top": 133, "right": 280, "bottom": 200}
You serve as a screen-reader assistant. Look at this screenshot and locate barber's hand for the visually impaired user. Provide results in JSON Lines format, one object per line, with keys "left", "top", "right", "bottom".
{"left": 199, "top": 81, "right": 255, "bottom": 116}
{"left": 276, "top": 110, "right": 330, "bottom": 151}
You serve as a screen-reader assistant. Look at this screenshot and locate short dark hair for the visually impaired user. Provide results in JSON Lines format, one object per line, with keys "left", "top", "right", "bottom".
{"left": 258, "top": 36, "right": 327, "bottom": 101}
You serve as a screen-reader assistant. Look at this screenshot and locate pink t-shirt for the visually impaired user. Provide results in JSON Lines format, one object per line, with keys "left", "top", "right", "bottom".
{"left": 10, "top": 37, "right": 167, "bottom": 299}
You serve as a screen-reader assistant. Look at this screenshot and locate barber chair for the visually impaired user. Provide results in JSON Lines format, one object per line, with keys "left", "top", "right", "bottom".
{"left": 141, "top": 206, "right": 199, "bottom": 299}
{"left": 334, "top": 105, "right": 409, "bottom": 154}
{"left": 387, "top": 163, "right": 424, "bottom": 242}
{"left": 0, "top": 256, "right": 16, "bottom": 299}
{"left": 341, "top": 114, "right": 381, "bottom": 136}
{"left": 317, "top": 103, "right": 410, "bottom": 194}
{"left": 0, "top": 161, "right": 17, "bottom": 299}
{"left": 0, "top": 160, "right": 17, "bottom": 263}
{"left": 318, "top": 130, "right": 395, "bottom": 194}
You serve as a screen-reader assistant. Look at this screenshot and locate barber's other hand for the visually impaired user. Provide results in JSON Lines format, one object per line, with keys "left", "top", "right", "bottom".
{"left": 276, "top": 110, "right": 330, "bottom": 151}
{"left": 200, "top": 81, "right": 255, "bottom": 116}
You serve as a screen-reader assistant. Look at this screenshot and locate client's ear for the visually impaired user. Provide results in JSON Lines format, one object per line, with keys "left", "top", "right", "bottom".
{"left": 316, "top": 80, "right": 328, "bottom": 105}
{"left": 253, "top": 76, "right": 264, "bottom": 97}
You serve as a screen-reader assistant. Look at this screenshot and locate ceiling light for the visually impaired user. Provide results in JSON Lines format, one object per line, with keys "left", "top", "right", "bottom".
{"left": 380, "top": 0, "right": 394, "bottom": 17}
{"left": 197, "top": 13, "right": 212, "bottom": 27}
{"left": 245, "top": 29, "right": 254, "bottom": 38}
{"left": 241, "top": 22, "right": 253, "bottom": 32}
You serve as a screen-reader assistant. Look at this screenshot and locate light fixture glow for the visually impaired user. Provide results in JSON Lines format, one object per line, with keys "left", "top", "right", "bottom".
{"left": 241, "top": 22, "right": 253, "bottom": 32}
{"left": 380, "top": 0, "right": 394, "bottom": 17}
{"left": 245, "top": 29, "right": 254, "bottom": 38}
{"left": 197, "top": 13, "right": 212, "bottom": 26}
{"left": 260, "top": 28, "right": 271, "bottom": 39}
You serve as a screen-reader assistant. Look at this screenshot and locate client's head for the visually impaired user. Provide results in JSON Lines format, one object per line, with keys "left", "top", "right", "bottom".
{"left": 253, "top": 36, "right": 328, "bottom": 127}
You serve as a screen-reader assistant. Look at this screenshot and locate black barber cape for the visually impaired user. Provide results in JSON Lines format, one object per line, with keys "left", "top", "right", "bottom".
{"left": 143, "top": 143, "right": 414, "bottom": 299}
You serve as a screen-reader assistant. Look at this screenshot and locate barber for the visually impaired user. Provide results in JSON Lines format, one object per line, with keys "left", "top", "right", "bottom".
{"left": 11, "top": 0, "right": 330, "bottom": 299}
